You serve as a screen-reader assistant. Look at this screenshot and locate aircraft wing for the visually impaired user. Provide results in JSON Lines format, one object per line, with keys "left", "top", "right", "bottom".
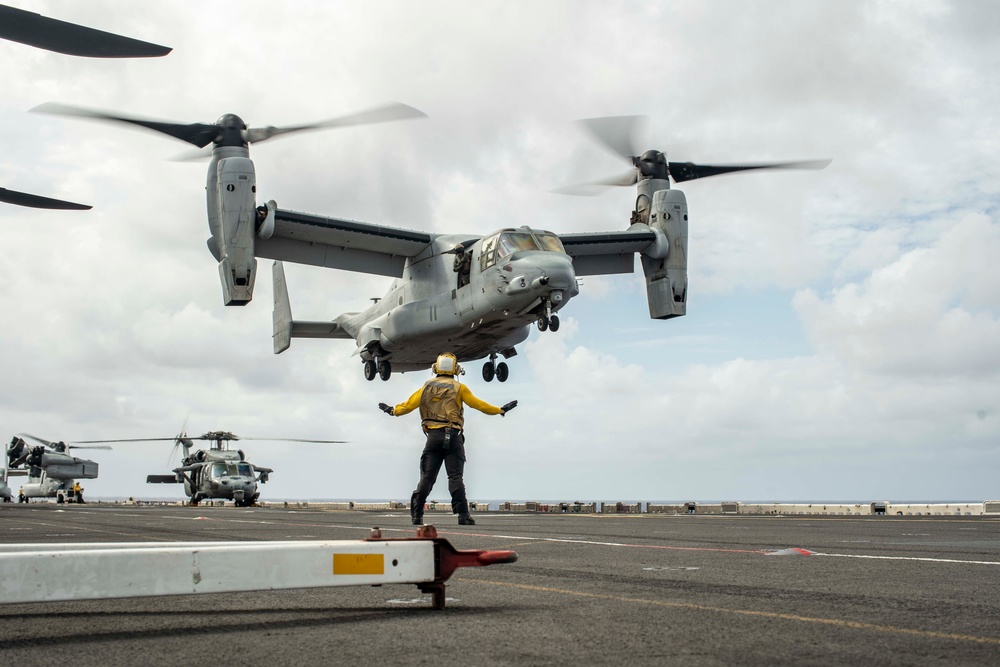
{"left": 255, "top": 209, "right": 435, "bottom": 278}
{"left": 558, "top": 229, "right": 656, "bottom": 276}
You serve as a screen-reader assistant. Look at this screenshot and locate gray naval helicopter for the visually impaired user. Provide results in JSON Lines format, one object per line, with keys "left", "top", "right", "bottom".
{"left": 5, "top": 435, "right": 111, "bottom": 503}
{"left": 33, "top": 107, "right": 828, "bottom": 381}
{"left": 0, "top": 3, "right": 169, "bottom": 211}
{"left": 76, "top": 430, "right": 347, "bottom": 506}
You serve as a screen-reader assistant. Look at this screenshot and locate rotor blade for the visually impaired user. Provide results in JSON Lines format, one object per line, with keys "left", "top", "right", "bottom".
{"left": 0, "top": 186, "right": 91, "bottom": 210}
{"left": 245, "top": 102, "right": 427, "bottom": 144}
{"left": 551, "top": 170, "right": 638, "bottom": 196}
{"left": 72, "top": 437, "right": 179, "bottom": 443}
{"left": 576, "top": 115, "right": 647, "bottom": 160}
{"left": 31, "top": 103, "right": 220, "bottom": 148}
{"left": 67, "top": 445, "right": 112, "bottom": 450}
{"left": 19, "top": 433, "right": 54, "bottom": 447}
{"left": 0, "top": 5, "right": 171, "bottom": 58}
{"left": 236, "top": 437, "right": 350, "bottom": 443}
{"left": 668, "top": 159, "right": 831, "bottom": 183}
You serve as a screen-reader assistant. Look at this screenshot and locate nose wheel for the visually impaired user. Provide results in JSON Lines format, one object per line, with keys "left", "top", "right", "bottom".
{"left": 536, "top": 314, "right": 560, "bottom": 332}
{"left": 482, "top": 357, "right": 509, "bottom": 383}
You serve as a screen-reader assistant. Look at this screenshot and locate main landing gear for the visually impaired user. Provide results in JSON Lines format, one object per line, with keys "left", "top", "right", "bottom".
{"left": 482, "top": 354, "right": 509, "bottom": 383}
{"left": 363, "top": 358, "right": 392, "bottom": 381}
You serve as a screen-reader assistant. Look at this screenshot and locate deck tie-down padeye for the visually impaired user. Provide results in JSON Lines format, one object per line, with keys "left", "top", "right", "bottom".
{"left": 0, "top": 525, "right": 517, "bottom": 610}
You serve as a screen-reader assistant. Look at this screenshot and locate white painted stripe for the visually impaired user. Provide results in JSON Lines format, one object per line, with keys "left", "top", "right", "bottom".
{"left": 813, "top": 552, "right": 1000, "bottom": 566}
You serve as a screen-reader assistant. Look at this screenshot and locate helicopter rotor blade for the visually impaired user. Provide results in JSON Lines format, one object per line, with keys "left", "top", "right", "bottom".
{"left": 236, "top": 437, "right": 350, "bottom": 444}
{"left": 19, "top": 433, "right": 56, "bottom": 448}
{"left": 67, "top": 445, "right": 112, "bottom": 450}
{"left": 667, "top": 159, "right": 832, "bottom": 183}
{"left": 0, "top": 187, "right": 91, "bottom": 210}
{"left": 243, "top": 102, "right": 428, "bottom": 144}
{"left": 31, "top": 102, "right": 222, "bottom": 148}
{"left": 72, "top": 437, "right": 180, "bottom": 443}
{"left": 551, "top": 170, "right": 639, "bottom": 196}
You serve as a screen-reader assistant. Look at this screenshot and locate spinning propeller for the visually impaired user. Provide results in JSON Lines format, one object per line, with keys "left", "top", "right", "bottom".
{"left": 560, "top": 115, "right": 830, "bottom": 193}
{"left": 32, "top": 102, "right": 428, "bottom": 150}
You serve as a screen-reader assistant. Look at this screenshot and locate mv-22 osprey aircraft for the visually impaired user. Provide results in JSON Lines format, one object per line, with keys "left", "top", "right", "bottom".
{"left": 34, "top": 105, "right": 828, "bottom": 381}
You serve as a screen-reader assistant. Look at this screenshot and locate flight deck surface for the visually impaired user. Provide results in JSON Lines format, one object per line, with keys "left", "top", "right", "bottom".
{"left": 1, "top": 504, "right": 998, "bottom": 665}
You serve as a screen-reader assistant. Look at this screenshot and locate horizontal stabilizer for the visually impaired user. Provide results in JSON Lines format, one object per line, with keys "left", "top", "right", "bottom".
{"left": 146, "top": 474, "right": 180, "bottom": 484}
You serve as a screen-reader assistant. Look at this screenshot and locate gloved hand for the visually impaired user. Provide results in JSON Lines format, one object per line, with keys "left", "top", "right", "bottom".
{"left": 500, "top": 400, "right": 518, "bottom": 416}
{"left": 378, "top": 402, "right": 394, "bottom": 416}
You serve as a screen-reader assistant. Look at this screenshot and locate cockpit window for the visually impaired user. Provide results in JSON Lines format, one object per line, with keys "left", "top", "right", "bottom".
{"left": 497, "top": 232, "right": 539, "bottom": 258}
{"left": 480, "top": 234, "right": 499, "bottom": 271}
{"left": 237, "top": 463, "right": 253, "bottom": 477}
{"left": 211, "top": 463, "right": 227, "bottom": 478}
{"left": 534, "top": 233, "right": 566, "bottom": 253}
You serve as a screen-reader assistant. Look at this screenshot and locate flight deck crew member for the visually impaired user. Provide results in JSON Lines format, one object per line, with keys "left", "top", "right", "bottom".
{"left": 379, "top": 352, "right": 517, "bottom": 526}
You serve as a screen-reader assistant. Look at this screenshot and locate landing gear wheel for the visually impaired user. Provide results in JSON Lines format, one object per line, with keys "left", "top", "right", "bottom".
{"left": 363, "top": 360, "right": 377, "bottom": 381}
{"left": 378, "top": 360, "right": 392, "bottom": 381}
{"left": 482, "top": 362, "right": 495, "bottom": 382}
{"left": 537, "top": 316, "right": 549, "bottom": 332}
{"left": 496, "top": 362, "right": 509, "bottom": 382}
{"left": 549, "top": 315, "right": 560, "bottom": 332}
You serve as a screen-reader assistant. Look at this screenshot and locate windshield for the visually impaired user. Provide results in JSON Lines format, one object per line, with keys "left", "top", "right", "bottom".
{"left": 211, "top": 463, "right": 227, "bottom": 478}
{"left": 237, "top": 463, "right": 253, "bottom": 477}
{"left": 534, "top": 233, "right": 565, "bottom": 253}
{"left": 497, "top": 232, "right": 539, "bottom": 258}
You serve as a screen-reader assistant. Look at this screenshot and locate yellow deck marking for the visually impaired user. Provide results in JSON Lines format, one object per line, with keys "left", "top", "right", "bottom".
{"left": 333, "top": 553, "right": 384, "bottom": 575}
{"left": 461, "top": 579, "right": 1000, "bottom": 646}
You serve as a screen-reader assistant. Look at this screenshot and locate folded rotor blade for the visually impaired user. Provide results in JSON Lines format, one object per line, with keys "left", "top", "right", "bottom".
{"left": 668, "top": 159, "right": 831, "bottom": 183}
{"left": 32, "top": 103, "right": 221, "bottom": 148}
{"left": 245, "top": 102, "right": 427, "bottom": 144}
{"left": 0, "top": 186, "right": 91, "bottom": 210}
{"left": 0, "top": 5, "right": 171, "bottom": 58}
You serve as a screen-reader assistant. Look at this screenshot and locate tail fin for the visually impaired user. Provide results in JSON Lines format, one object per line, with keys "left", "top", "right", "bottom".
{"left": 272, "top": 261, "right": 354, "bottom": 355}
{"left": 273, "top": 261, "right": 294, "bottom": 354}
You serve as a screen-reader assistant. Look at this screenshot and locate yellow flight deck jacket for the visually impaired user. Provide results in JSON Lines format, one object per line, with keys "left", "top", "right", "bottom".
{"left": 393, "top": 376, "right": 501, "bottom": 431}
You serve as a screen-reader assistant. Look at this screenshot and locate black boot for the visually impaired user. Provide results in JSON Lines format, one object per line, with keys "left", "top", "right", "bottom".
{"left": 411, "top": 512, "right": 423, "bottom": 525}
{"left": 458, "top": 514, "right": 475, "bottom": 525}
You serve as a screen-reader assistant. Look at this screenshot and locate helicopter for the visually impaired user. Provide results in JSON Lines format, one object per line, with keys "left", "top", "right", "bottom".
{"left": 0, "top": 3, "right": 169, "bottom": 210}
{"left": 75, "top": 430, "right": 347, "bottom": 506}
{"left": 31, "top": 105, "right": 828, "bottom": 382}
{"left": 5, "top": 435, "right": 111, "bottom": 503}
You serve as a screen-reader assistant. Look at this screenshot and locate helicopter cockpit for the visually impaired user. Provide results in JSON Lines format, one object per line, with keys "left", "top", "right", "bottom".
{"left": 210, "top": 462, "right": 255, "bottom": 479}
{"left": 478, "top": 229, "right": 567, "bottom": 272}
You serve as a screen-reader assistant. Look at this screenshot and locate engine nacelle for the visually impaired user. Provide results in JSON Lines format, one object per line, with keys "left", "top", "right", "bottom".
{"left": 641, "top": 188, "right": 688, "bottom": 319}
{"left": 214, "top": 157, "right": 258, "bottom": 305}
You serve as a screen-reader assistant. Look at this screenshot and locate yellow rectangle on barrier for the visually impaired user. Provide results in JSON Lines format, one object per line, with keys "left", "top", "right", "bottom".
{"left": 333, "top": 553, "right": 385, "bottom": 575}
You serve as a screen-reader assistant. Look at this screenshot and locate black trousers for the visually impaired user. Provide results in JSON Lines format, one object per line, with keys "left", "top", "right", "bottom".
{"left": 410, "top": 428, "right": 468, "bottom": 517}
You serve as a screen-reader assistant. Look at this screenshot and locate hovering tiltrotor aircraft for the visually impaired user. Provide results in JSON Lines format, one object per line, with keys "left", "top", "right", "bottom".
{"left": 77, "top": 430, "right": 347, "bottom": 506}
{"left": 34, "top": 106, "right": 828, "bottom": 382}
{"left": 0, "top": 3, "right": 169, "bottom": 210}
{"left": 5, "top": 435, "right": 110, "bottom": 503}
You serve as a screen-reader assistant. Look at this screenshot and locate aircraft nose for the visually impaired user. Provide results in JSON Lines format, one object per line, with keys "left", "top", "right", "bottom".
{"left": 540, "top": 255, "right": 575, "bottom": 290}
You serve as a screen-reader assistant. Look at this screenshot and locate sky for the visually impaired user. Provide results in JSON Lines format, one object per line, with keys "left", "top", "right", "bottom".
{"left": 1, "top": 0, "right": 998, "bottom": 503}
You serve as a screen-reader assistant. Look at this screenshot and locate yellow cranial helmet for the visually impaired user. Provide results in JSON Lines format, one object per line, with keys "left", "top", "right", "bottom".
{"left": 433, "top": 352, "right": 460, "bottom": 376}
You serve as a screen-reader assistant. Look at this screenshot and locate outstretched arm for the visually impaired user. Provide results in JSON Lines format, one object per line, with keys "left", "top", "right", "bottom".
{"left": 389, "top": 387, "right": 424, "bottom": 417}
{"left": 458, "top": 385, "right": 506, "bottom": 415}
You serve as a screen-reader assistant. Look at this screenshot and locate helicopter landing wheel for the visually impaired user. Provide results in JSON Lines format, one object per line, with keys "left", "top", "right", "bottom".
{"left": 536, "top": 315, "right": 549, "bottom": 332}
{"left": 482, "top": 361, "right": 495, "bottom": 382}
{"left": 549, "top": 315, "right": 560, "bottom": 332}
{"left": 496, "top": 361, "right": 509, "bottom": 382}
{"left": 363, "top": 359, "right": 377, "bottom": 381}
{"left": 378, "top": 360, "right": 392, "bottom": 381}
